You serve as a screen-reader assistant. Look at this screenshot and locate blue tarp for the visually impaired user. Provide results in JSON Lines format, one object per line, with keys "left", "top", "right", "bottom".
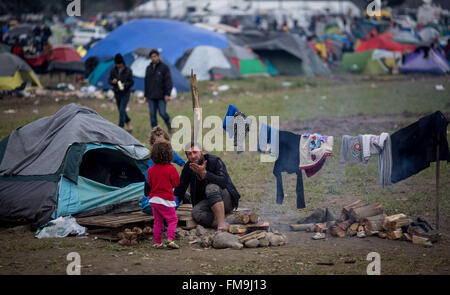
{"left": 83, "top": 19, "right": 230, "bottom": 65}
{"left": 56, "top": 143, "right": 145, "bottom": 217}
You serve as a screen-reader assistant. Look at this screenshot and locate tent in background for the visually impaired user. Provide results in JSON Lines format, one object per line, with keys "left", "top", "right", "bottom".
{"left": 52, "top": 46, "right": 81, "bottom": 62}
{"left": 0, "top": 104, "right": 149, "bottom": 229}
{"left": 0, "top": 52, "right": 41, "bottom": 90}
{"left": 179, "top": 45, "right": 235, "bottom": 81}
{"left": 339, "top": 49, "right": 402, "bottom": 75}
{"left": 228, "top": 32, "right": 331, "bottom": 76}
{"left": 356, "top": 35, "right": 416, "bottom": 54}
{"left": 401, "top": 48, "right": 450, "bottom": 74}
{"left": 223, "top": 43, "right": 269, "bottom": 77}
{"left": 83, "top": 19, "right": 229, "bottom": 65}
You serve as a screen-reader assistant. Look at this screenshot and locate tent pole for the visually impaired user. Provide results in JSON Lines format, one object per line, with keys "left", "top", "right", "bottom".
{"left": 435, "top": 133, "right": 440, "bottom": 230}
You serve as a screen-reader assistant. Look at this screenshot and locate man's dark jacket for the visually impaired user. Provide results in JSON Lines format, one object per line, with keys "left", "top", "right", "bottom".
{"left": 144, "top": 62, "right": 172, "bottom": 100}
{"left": 108, "top": 66, "right": 134, "bottom": 95}
{"left": 174, "top": 154, "right": 241, "bottom": 209}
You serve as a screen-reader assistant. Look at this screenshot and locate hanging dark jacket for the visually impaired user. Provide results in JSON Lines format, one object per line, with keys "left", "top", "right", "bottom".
{"left": 144, "top": 62, "right": 172, "bottom": 100}
{"left": 273, "top": 130, "right": 305, "bottom": 209}
{"left": 108, "top": 66, "right": 134, "bottom": 95}
{"left": 174, "top": 154, "right": 240, "bottom": 209}
{"left": 390, "top": 111, "right": 449, "bottom": 183}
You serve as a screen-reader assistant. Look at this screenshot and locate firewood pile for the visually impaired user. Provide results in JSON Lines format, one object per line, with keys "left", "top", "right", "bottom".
{"left": 178, "top": 211, "right": 286, "bottom": 249}
{"left": 290, "top": 200, "right": 441, "bottom": 247}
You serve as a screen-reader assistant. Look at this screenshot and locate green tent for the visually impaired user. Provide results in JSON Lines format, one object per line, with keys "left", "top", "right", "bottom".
{"left": 339, "top": 49, "right": 401, "bottom": 75}
{"left": 0, "top": 53, "right": 42, "bottom": 90}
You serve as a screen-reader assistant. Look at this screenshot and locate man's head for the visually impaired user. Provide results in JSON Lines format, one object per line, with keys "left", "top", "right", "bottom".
{"left": 149, "top": 49, "right": 160, "bottom": 64}
{"left": 184, "top": 142, "right": 204, "bottom": 164}
{"left": 114, "top": 53, "right": 125, "bottom": 69}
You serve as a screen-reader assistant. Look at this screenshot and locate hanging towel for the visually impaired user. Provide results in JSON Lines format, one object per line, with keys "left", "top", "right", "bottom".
{"left": 299, "top": 134, "right": 333, "bottom": 177}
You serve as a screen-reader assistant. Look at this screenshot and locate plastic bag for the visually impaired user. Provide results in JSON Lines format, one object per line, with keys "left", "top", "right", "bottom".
{"left": 35, "top": 216, "right": 87, "bottom": 239}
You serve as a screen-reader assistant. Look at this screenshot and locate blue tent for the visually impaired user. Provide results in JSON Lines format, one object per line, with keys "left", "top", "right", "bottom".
{"left": 88, "top": 52, "right": 190, "bottom": 93}
{"left": 83, "top": 19, "right": 229, "bottom": 65}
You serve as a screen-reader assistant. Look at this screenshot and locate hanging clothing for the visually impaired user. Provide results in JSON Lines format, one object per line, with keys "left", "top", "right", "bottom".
{"left": 222, "top": 104, "right": 251, "bottom": 152}
{"left": 339, "top": 135, "right": 363, "bottom": 165}
{"left": 390, "top": 111, "right": 449, "bottom": 183}
{"left": 258, "top": 123, "right": 279, "bottom": 156}
{"left": 340, "top": 133, "right": 392, "bottom": 187}
{"left": 273, "top": 130, "right": 305, "bottom": 209}
{"left": 299, "top": 134, "right": 334, "bottom": 177}
{"left": 379, "top": 134, "right": 392, "bottom": 188}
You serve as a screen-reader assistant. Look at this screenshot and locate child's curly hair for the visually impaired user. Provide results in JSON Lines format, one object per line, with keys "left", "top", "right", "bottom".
{"left": 149, "top": 126, "right": 170, "bottom": 145}
{"left": 150, "top": 141, "right": 174, "bottom": 164}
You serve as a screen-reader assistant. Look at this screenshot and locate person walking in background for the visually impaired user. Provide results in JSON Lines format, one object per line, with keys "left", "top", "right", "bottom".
{"left": 147, "top": 141, "right": 180, "bottom": 249}
{"left": 144, "top": 49, "right": 173, "bottom": 132}
{"left": 109, "top": 53, "right": 134, "bottom": 132}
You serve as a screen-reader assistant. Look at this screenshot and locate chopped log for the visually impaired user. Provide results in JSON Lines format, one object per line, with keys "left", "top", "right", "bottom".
{"left": 349, "top": 203, "right": 383, "bottom": 222}
{"left": 357, "top": 225, "right": 364, "bottom": 232}
{"left": 364, "top": 214, "right": 387, "bottom": 232}
{"left": 228, "top": 224, "right": 247, "bottom": 234}
{"left": 245, "top": 222, "right": 270, "bottom": 233}
{"left": 238, "top": 230, "right": 264, "bottom": 243}
{"left": 383, "top": 214, "right": 407, "bottom": 230}
{"left": 386, "top": 230, "right": 403, "bottom": 240}
{"left": 347, "top": 223, "right": 359, "bottom": 236}
{"left": 249, "top": 213, "right": 259, "bottom": 224}
{"left": 290, "top": 223, "right": 315, "bottom": 232}
{"left": 326, "top": 220, "right": 337, "bottom": 228}
{"left": 226, "top": 213, "right": 250, "bottom": 224}
{"left": 412, "top": 235, "right": 429, "bottom": 245}
{"left": 329, "top": 226, "right": 346, "bottom": 238}
{"left": 342, "top": 200, "right": 365, "bottom": 215}
{"left": 336, "top": 220, "right": 351, "bottom": 231}
{"left": 384, "top": 218, "right": 412, "bottom": 231}
{"left": 315, "top": 223, "right": 328, "bottom": 233}
{"left": 378, "top": 232, "right": 387, "bottom": 239}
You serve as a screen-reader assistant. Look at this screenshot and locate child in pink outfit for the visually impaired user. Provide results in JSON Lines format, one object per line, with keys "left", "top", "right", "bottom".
{"left": 147, "top": 141, "right": 180, "bottom": 249}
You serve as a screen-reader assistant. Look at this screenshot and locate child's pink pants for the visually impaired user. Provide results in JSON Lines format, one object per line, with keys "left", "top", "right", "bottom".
{"left": 151, "top": 203, "right": 178, "bottom": 244}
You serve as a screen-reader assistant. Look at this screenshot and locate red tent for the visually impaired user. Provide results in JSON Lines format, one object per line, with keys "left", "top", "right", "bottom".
{"left": 52, "top": 46, "right": 81, "bottom": 62}
{"left": 356, "top": 35, "right": 416, "bottom": 54}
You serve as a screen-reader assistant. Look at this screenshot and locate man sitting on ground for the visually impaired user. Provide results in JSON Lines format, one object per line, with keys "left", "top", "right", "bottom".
{"left": 174, "top": 142, "right": 241, "bottom": 232}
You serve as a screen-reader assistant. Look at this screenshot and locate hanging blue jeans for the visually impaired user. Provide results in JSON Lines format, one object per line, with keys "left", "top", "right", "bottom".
{"left": 148, "top": 98, "right": 171, "bottom": 128}
{"left": 115, "top": 92, "right": 131, "bottom": 127}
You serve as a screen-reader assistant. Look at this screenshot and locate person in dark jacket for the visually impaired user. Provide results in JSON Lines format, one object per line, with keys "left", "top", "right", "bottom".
{"left": 144, "top": 49, "right": 173, "bottom": 132}
{"left": 109, "top": 53, "right": 134, "bottom": 132}
{"left": 174, "top": 142, "right": 241, "bottom": 231}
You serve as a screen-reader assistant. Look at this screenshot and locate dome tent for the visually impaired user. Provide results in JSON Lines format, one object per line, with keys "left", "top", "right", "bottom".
{"left": 83, "top": 19, "right": 229, "bottom": 65}
{"left": 0, "top": 104, "right": 150, "bottom": 229}
{"left": 0, "top": 52, "right": 42, "bottom": 90}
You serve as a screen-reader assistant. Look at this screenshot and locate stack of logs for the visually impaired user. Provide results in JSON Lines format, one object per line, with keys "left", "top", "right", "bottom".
{"left": 226, "top": 212, "right": 270, "bottom": 235}
{"left": 291, "top": 200, "right": 432, "bottom": 245}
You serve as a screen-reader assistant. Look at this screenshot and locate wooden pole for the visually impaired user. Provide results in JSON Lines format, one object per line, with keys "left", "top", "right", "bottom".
{"left": 190, "top": 69, "right": 201, "bottom": 144}
{"left": 436, "top": 133, "right": 440, "bottom": 230}
{"left": 190, "top": 69, "right": 199, "bottom": 109}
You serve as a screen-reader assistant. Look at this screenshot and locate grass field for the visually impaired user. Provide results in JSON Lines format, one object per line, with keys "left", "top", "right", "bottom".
{"left": 0, "top": 74, "right": 449, "bottom": 274}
